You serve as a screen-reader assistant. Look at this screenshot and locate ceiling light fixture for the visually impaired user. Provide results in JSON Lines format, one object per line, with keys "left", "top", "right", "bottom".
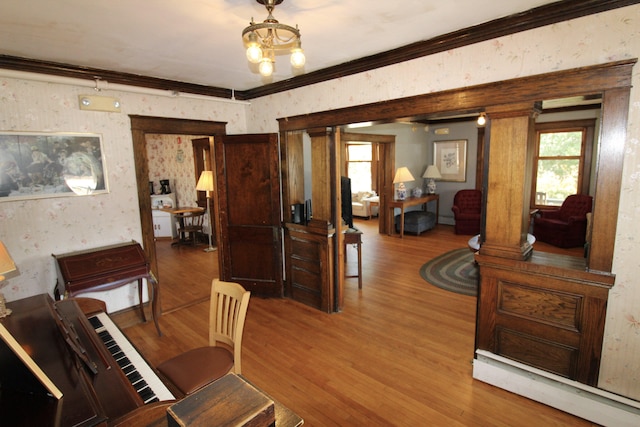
{"left": 242, "top": 0, "right": 305, "bottom": 77}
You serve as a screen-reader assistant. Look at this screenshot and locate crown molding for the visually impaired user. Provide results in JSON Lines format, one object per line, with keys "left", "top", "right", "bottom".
{"left": 0, "top": 0, "right": 637, "bottom": 101}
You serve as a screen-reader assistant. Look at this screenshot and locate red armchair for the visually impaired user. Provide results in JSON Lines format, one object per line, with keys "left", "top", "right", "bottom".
{"left": 452, "top": 189, "right": 482, "bottom": 235}
{"left": 533, "top": 194, "right": 592, "bottom": 248}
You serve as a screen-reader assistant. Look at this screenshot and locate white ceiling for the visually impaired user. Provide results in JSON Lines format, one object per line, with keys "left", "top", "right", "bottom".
{"left": 1, "top": 0, "right": 560, "bottom": 91}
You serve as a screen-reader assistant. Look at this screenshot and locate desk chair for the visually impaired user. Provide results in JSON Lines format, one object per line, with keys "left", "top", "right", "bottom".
{"left": 177, "top": 210, "right": 205, "bottom": 246}
{"left": 157, "top": 279, "right": 251, "bottom": 395}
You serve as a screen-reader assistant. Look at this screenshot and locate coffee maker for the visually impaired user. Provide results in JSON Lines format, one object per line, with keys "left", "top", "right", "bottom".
{"left": 160, "top": 179, "right": 171, "bottom": 194}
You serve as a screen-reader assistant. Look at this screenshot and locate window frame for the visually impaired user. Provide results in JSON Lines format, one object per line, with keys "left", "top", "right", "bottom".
{"left": 531, "top": 119, "right": 595, "bottom": 209}
{"left": 345, "top": 142, "right": 374, "bottom": 193}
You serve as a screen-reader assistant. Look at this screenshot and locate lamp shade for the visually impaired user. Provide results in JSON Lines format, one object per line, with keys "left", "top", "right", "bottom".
{"left": 0, "top": 241, "right": 16, "bottom": 279}
{"left": 393, "top": 167, "right": 415, "bottom": 184}
{"left": 196, "top": 171, "right": 214, "bottom": 192}
{"left": 423, "top": 165, "right": 442, "bottom": 179}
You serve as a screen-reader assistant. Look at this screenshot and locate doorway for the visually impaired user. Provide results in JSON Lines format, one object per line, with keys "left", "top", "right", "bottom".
{"left": 130, "top": 116, "right": 226, "bottom": 314}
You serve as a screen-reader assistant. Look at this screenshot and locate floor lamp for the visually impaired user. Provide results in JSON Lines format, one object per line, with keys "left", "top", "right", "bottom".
{"left": 196, "top": 171, "right": 217, "bottom": 253}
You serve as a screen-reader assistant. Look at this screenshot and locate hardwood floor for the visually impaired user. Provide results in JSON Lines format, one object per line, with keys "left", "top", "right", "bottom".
{"left": 118, "top": 219, "right": 593, "bottom": 426}
{"left": 154, "top": 238, "right": 218, "bottom": 314}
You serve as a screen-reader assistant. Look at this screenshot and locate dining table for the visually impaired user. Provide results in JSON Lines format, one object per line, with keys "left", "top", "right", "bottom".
{"left": 159, "top": 206, "right": 204, "bottom": 246}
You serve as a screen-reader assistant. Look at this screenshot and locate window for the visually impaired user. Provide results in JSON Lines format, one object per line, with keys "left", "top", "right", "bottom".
{"left": 346, "top": 143, "right": 373, "bottom": 192}
{"left": 532, "top": 120, "right": 594, "bottom": 207}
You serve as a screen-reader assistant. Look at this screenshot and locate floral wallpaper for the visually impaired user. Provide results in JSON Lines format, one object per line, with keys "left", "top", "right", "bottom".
{"left": 0, "top": 81, "right": 247, "bottom": 311}
{"left": 0, "top": 4, "right": 639, "bottom": 401}
{"left": 146, "top": 133, "right": 203, "bottom": 208}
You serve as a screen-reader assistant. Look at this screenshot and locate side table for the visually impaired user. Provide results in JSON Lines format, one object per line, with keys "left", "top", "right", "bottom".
{"left": 388, "top": 194, "right": 440, "bottom": 238}
{"left": 344, "top": 229, "right": 363, "bottom": 289}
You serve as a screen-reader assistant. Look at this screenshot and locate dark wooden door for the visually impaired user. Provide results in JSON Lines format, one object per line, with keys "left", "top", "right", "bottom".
{"left": 214, "top": 133, "right": 283, "bottom": 297}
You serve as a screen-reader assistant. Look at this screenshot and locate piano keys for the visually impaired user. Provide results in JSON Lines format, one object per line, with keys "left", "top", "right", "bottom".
{"left": 88, "top": 312, "right": 174, "bottom": 403}
{"left": 53, "top": 241, "right": 162, "bottom": 335}
{"left": 0, "top": 294, "right": 174, "bottom": 427}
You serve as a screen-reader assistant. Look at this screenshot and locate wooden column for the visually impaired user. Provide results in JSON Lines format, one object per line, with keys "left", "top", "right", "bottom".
{"left": 480, "top": 102, "right": 540, "bottom": 261}
{"left": 283, "top": 128, "right": 339, "bottom": 312}
{"left": 308, "top": 128, "right": 333, "bottom": 223}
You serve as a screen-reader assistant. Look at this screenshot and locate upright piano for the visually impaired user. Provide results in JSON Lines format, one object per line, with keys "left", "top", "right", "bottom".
{"left": 53, "top": 241, "right": 161, "bottom": 336}
{"left": 0, "top": 294, "right": 175, "bottom": 426}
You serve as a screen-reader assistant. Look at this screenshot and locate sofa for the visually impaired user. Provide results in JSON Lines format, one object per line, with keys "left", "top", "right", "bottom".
{"left": 352, "top": 191, "right": 379, "bottom": 219}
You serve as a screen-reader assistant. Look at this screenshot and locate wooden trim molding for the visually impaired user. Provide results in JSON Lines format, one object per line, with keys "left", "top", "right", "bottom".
{"left": 129, "top": 116, "right": 227, "bottom": 292}
{"left": 1, "top": 0, "right": 637, "bottom": 100}
{"left": 276, "top": 58, "right": 635, "bottom": 278}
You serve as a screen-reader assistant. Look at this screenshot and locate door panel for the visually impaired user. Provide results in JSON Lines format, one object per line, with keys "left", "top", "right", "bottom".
{"left": 215, "top": 133, "right": 283, "bottom": 297}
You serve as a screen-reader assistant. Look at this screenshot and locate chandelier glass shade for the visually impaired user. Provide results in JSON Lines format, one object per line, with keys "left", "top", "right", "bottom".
{"left": 242, "top": 0, "right": 305, "bottom": 77}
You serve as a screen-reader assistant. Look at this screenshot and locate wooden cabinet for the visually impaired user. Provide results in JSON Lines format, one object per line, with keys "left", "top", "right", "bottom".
{"left": 284, "top": 222, "right": 335, "bottom": 313}
{"left": 281, "top": 128, "right": 341, "bottom": 312}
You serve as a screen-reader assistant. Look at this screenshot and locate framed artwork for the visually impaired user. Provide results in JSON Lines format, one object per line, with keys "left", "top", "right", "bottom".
{"left": 0, "top": 131, "right": 108, "bottom": 201}
{"left": 433, "top": 139, "right": 467, "bottom": 182}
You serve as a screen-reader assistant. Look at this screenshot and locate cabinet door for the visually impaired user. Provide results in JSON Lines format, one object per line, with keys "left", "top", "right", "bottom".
{"left": 153, "top": 215, "right": 172, "bottom": 238}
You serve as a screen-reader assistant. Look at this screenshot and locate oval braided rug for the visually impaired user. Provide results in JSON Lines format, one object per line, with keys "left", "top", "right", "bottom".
{"left": 419, "top": 248, "right": 478, "bottom": 296}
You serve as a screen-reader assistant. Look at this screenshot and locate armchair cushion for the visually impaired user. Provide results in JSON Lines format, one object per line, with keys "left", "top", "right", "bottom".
{"left": 452, "top": 189, "right": 482, "bottom": 235}
{"left": 533, "top": 194, "right": 592, "bottom": 248}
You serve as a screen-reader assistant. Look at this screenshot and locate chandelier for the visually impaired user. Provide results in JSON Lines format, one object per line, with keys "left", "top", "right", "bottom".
{"left": 242, "top": 0, "right": 305, "bottom": 77}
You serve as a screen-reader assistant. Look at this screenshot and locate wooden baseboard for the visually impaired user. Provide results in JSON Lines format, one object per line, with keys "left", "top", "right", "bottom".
{"left": 473, "top": 350, "right": 640, "bottom": 427}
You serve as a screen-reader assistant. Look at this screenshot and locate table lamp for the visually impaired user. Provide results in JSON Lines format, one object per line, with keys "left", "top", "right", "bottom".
{"left": 393, "top": 167, "right": 415, "bottom": 200}
{"left": 0, "top": 241, "right": 16, "bottom": 318}
{"left": 196, "top": 171, "right": 217, "bottom": 253}
{"left": 423, "top": 165, "right": 442, "bottom": 194}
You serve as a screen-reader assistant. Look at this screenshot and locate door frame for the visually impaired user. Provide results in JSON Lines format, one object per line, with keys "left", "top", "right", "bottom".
{"left": 130, "top": 116, "right": 226, "bottom": 293}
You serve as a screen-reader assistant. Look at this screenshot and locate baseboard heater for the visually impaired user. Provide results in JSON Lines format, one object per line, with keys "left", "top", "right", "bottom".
{"left": 473, "top": 350, "right": 640, "bottom": 427}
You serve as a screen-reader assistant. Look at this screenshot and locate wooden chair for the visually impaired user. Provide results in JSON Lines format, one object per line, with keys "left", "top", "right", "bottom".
{"left": 177, "top": 210, "right": 205, "bottom": 246}
{"left": 157, "top": 279, "right": 251, "bottom": 395}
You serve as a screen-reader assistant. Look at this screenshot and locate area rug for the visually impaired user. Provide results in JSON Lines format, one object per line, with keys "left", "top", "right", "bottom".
{"left": 419, "top": 248, "right": 478, "bottom": 296}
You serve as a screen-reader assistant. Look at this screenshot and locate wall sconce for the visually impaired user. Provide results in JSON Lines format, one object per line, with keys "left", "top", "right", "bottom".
{"left": 78, "top": 95, "right": 121, "bottom": 112}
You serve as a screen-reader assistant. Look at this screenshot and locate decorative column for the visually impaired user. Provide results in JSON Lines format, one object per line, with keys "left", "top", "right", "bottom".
{"left": 479, "top": 102, "right": 540, "bottom": 261}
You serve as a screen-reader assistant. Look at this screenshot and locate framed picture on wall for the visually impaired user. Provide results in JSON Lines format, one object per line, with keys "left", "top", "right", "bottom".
{"left": 0, "top": 131, "right": 108, "bottom": 201}
{"left": 433, "top": 139, "right": 467, "bottom": 182}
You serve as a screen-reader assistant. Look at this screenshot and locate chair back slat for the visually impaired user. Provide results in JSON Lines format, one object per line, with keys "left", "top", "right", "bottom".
{"left": 209, "top": 279, "right": 251, "bottom": 374}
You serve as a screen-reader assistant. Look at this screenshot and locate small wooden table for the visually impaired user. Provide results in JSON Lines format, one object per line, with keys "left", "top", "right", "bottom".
{"left": 344, "top": 229, "right": 363, "bottom": 289}
{"left": 160, "top": 206, "right": 204, "bottom": 246}
{"left": 388, "top": 194, "right": 439, "bottom": 238}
